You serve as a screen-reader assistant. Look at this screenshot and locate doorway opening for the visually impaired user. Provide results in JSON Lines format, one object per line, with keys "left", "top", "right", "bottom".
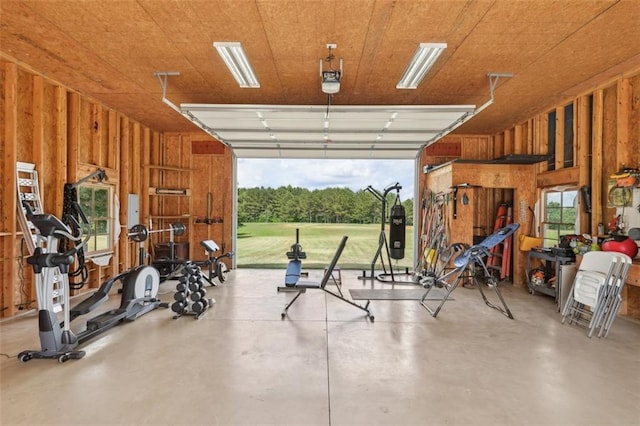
{"left": 235, "top": 158, "right": 417, "bottom": 270}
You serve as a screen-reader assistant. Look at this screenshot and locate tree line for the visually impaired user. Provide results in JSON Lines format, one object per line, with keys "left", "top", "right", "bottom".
{"left": 238, "top": 186, "right": 414, "bottom": 225}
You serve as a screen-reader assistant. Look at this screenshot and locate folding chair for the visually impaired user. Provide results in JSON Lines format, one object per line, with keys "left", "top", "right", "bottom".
{"left": 599, "top": 253, "right": 632, "bottom": 338}
{"left": 277, "top": 236, "right": 374, "bottom": 321}
{"left": 420, "top": 223, "right": 519, "bottom": 319}
{"left": 561, "top": 251, "right": 632, "bottom": 338}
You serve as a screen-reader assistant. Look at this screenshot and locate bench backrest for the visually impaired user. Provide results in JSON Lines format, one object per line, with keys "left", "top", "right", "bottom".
{"left": 200, "top": 240, "right": 220, "bottom": 254}
{"left": 319, "top": 236, "right": 348, "bottom": 289}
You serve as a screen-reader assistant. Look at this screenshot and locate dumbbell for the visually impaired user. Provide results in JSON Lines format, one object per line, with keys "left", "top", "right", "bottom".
{"left": 185, "top": 263, "right": 198, "bottom": 274}
{"left": 188, "top": 280, "right": 203, "bottom": 292}
{"left": 171, "top": 301, "right": 187, "bottom": 315}
{"left": 191, "top": 298, "right": 209, "bottom": 314}
{"left": 190, "top": 288, "right": 206, "bottom": 302}
{"left": 174, "top": 291, "right": 188, "bottom": 302}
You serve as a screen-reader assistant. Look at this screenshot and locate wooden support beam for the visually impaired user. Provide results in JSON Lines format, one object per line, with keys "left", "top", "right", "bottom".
{"left": 119, "top": 116, "right": 131, "bottom": 269}
{"left": 106, "top": 111, "right": 120, "bottom": 275}
{"left": 503, "top": 129, "right": 513, "bottom": 154}
{"left": 91, "top": 103, "right": 103, "bottom": 166}
{"left": 2, "top": 62, "right": 18, "bottom": 317}
{"left": 132, "top": 122, "right": 141, "bottom": 197}
{"left": 617, "top": 78, "right": 632, "bottom": 167}
{"left": 538, "top": 113, "right": 549, "bottom": 173}
{"left": 32, "top": 76, "right": 44, "bottom": 169}
{"left": 602, "top": 86, "right": 618, "bottom": 224}
{"left": 141, "top": 127, "right": 151, "bottom": 228}
{"left": 514, "top": 124, "right": 523, "bottom": 154}
{"left": 67, "top": 92, "right": 80, "bottom": 187}
{"left": 537, "top": 166, "right": 580, "bottom": 187}
{"left": 54, "top": 86, "right": 67, "bottom": 214}
{"left": 554, "top": 106, "right": 564, "bottom": 170}
{"left": 526, "top": 119, "right": 534, "bottom": 154}
{"left": 576, "top": 95, "right": 592, "bottom": 233}
{"left": 494, "top": 133, "right": 504, "bottom": 158}
{"left": 108, "top": 110, "right": 119, "bottom": 170}
{"left": 591, "top": 89, "right": 604, "bottom": 226}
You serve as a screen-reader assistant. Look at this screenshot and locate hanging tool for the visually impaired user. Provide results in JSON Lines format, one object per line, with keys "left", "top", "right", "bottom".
{"left": 449, "top": 183, "right": 480, "bottom": 219}
{"left": 195, "top": 192, "right": 223, "bottom": 225}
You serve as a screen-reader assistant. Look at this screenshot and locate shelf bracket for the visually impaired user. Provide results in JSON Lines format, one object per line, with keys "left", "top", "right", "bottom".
{"left": 154, "top": 71, "right": 180, "bottom": 100}
{"left": 486, "top": 72, "right": 514, "bottom": 103}
{"left": 154, "top": 71, "right": 228, "bottom": 147}
{"left": 422, "top": 72, "right": 513, "bottom": 148}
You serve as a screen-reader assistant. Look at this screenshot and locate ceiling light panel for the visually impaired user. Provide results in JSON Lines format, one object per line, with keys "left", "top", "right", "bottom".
{"left": 213, "top": 42, "right": 260, "bottom": 88}
{"left": 397, "top": 42, "right": 447, "bottom": 89}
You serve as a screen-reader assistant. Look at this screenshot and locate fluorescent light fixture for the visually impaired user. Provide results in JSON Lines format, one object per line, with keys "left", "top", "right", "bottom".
{"left": 213, "top": 41, "right": 260, "bottom": 88}
{"left": 396, "top": 42, "right": 447, "bottom": 89}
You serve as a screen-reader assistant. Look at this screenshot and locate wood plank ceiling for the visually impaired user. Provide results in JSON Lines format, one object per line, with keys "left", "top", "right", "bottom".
{"left": 1, "top": 0, "right": 639, "bottom": 149}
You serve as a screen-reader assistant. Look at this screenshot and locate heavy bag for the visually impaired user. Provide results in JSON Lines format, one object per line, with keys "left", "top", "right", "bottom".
{"left": 389, "top": 202, "right": 406, "bottom": 260}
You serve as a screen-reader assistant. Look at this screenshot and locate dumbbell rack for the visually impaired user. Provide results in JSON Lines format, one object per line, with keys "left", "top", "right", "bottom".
{"left": 171, "top": 262, "right": 214, "bottom": 319}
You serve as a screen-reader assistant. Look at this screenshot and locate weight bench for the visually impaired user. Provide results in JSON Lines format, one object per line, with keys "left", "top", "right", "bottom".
{"left": 195, "top": 240, "right": 234, "bottom": 286}
{"left": 277, "top": 236, "right": 374, "bottom": 321}
{"left": 152, "top": 239, "right": 234, "bottom": 285}
{"left": 284, "top": 259, "right": 303, "bottom": 286}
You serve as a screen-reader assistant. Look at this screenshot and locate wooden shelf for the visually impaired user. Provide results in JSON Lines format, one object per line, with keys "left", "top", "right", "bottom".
{"left": 146, "top": 165, "right": 191, "bottom": 172}
{"left": 148, "top": 187, "right": 191, "bottom": 196}
{"left": 149, "top": 215, "right": 191, "bottom": 220}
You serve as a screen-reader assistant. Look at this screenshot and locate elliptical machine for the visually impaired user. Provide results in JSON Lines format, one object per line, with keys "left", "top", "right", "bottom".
{"left": 18, "top": 208, "right": 90, "bottom": 362}
{"left": 18, "top": 205, "right": 164, "bottom": 363}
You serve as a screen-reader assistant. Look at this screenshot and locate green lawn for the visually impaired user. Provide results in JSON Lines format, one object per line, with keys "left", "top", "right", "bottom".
{"left": 237, "top": 222, "right": 414, "bottom": 270}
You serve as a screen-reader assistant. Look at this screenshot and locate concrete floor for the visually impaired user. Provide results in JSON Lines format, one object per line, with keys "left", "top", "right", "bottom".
{"left": 1, "top": 268, "right": 639, "bottom": 426}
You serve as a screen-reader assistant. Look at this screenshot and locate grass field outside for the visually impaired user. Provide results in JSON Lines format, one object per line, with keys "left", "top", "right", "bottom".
{"left": 237, "top": 222, "right": 414, "bottom": 270}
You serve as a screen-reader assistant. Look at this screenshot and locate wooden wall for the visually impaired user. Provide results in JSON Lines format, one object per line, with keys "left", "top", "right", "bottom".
{"left": 419, "top": 69, "right": 640, "bottom": 305}
{"left": 1, "top": 57, "right": 637, "bottom": 319}
{"left": 420, "top": 134, "right": 516, "bottom": 244}
{"left": 0, "top": 58, "right": 233, "bottom": 318}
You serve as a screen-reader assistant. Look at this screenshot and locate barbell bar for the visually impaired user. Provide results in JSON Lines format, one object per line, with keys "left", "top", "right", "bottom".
{"left": 127, "top": 222, "right": 187, "bottom": 242}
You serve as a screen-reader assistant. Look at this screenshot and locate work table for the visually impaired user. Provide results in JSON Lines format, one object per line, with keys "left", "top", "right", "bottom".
{"left": 623, "top": 260, "right": 640, "bottom": 318}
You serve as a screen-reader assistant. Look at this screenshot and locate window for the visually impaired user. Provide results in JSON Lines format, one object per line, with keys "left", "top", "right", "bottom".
{"left": 547, "top": 103, "right": 575, "bottom": 170}
{"left": 541, "top": 188, "right": 578, "bottom": 247}
{"left": 563, "top": 103, "right": 574, "bottom": 167}
{"left": 78, "top": 184, "right": 113, "bottom": 253}
{"left": 547, "top": 110, "right": 556, "bottom": 171}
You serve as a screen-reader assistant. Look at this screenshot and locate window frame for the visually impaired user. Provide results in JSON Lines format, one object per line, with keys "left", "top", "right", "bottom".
{"left": 540, "top": 186, "right": 579, "bottom": 247}
{"left": 78, "top": 182, "right": 114, "bottom": 256}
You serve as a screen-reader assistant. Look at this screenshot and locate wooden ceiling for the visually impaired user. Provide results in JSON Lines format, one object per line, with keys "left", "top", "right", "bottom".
{"left": 1, "top": 0, "right": 639, "bottom": 136}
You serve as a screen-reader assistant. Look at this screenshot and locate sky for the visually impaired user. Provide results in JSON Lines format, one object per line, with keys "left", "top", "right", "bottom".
{"left": 237, "top": 158, "right": 416, "bottom": 199}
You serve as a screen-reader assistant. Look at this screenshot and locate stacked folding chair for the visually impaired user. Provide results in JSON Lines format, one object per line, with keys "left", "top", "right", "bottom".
{"left": 561, "top": 251, "right": 633, "bottom": 338}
